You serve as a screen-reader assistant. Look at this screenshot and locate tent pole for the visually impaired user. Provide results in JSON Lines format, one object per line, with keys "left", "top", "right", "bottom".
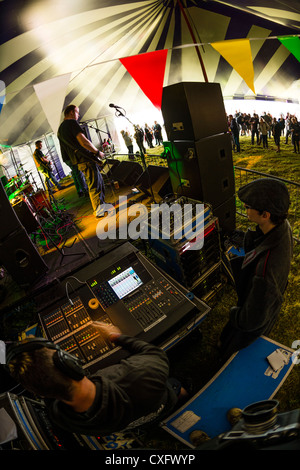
{"left": 177, "top": 0, "right": 208, "bottom": 82}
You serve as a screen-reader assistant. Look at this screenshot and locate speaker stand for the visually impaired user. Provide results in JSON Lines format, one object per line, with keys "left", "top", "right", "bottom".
{"left": 111, "top": 106, "right": 160, "bottom": 202}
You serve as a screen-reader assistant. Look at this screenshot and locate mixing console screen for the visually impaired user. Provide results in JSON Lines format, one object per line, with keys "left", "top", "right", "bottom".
{"left": 108, "top": 266, "right": 143, "bottom": 299}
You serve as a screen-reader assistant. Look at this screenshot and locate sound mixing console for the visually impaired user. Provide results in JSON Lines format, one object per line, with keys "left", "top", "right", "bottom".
{"left": 1, "top": 244, "right": 211, "bottom": 451}
{"left": 38, "top": 243, "right": 210, "bottom": 373}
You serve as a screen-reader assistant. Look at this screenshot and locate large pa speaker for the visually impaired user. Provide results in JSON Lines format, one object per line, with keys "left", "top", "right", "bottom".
{"left": 161, "top": 82, "right": 228, "bottom": 141}
{"left": 0, "top": 180, "right": 23, "bottom": 241}
{"left": 0, "top": 227, "right": 48, "bottom": 287}
{"left": 212, "top": 196, "right": 236, "bottom": 233}
{"left": 111, "top": 161, "right": 143, "bottom": 186}
{"left": 165, "top": 133, "right": 235, "bottom": 209}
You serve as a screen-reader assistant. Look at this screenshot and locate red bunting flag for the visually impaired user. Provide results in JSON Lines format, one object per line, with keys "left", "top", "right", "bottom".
{"left": 119, "top": 49, "right": 168, "bottom": 110}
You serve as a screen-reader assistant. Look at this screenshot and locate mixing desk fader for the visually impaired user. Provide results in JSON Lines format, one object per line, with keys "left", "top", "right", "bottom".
{"left": 39, "top": 287, "right": 121, "bottom": 370}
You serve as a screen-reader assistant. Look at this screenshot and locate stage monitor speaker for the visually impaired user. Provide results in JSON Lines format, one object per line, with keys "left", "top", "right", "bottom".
{"left": 100, "top": 158, "right": 120, "bottom": 177}
{"left": 158, "top": 177, "right": 173, "bottom": 199}
{"left": 0, "top": 180, "right": 24, "bottom": 241}
{"left": 0, "top": 228, "right": 48, "bottom": 287}
{"left": 12, "top": 198, "right": 39, "bottom": 234}
{"left": 134, "top": 165, "right": 172, "bottom": 199}
{"left": 164, "top": 133, "right": 235, "bottom": 209}
{"left": 161, "top": 82, "right": 228, "bottom": 141}
{"left": 111, "top": 161, "right": 143, "bottom": 186}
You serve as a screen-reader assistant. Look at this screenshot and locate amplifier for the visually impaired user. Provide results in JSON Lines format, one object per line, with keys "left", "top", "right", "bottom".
{"left": 145, "top": 197, "right": 222, "bottom": 291}
{"left": 148, "top": 218, "right": 221, "bottom": 290}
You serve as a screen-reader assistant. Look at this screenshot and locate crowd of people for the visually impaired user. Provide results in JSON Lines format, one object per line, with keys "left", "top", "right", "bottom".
{"left": 228, "top": 111, "right": 300, "bottom": 154}
{"left": 120, "top": 121, "right": 164, "bottom": 159}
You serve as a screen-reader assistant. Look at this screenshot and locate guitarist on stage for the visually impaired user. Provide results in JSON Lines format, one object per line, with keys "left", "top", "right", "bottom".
{"left": 33, "top": 140, "right": 64, "bottom": 192}
{"left": 58, "top": 105, "right": 106, "bottom": 218}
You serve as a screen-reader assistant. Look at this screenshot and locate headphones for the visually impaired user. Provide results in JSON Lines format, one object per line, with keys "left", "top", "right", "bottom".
{"left": 6, "top": 337, "right": 86, "bottom": 381}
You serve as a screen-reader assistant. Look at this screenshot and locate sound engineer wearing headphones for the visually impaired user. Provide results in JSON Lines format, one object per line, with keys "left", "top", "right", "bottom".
{"left": 7, "top": 322, "right": 185, "bottom": 436}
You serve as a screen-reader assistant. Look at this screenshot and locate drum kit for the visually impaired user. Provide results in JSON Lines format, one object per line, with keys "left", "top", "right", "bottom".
{"left": 2, "top": 165, "right": 89, "bottom": 266}
{"left": 6, "top": 176, "right": 53, "bottom": 223}
{"left": 3, "top": 166, "right": 64, "bottom": 249}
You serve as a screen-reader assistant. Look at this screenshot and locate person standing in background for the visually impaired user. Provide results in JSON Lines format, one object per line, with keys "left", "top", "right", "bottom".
{"left": 290, "top": 116, "right": 300, "bottom": 153}
{"left": 259, "top": 117, "right": 269, "bottom": 149}
{"left": 33, "top": 140, "right": 64, "bottom": 192}
{"left": 144, "top": 124, "right": 154, "bottom": 148}
{"left": 271, "top": 117, "right": 281, "bottom": 153}
{"left": 121, "top": 130, "right": 135, "bottom": 160}
{"left": 153, "top": 121, "right": 163, "bottom": 145}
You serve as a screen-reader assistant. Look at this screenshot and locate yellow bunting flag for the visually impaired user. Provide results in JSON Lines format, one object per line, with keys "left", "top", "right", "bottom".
{"left": 211, "top": 39, "right": 255, "bottom": 94}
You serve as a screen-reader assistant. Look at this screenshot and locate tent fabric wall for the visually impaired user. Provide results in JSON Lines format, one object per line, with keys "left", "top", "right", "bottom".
{"left": 0, "top": 0, "right": 299, "bottom": 148}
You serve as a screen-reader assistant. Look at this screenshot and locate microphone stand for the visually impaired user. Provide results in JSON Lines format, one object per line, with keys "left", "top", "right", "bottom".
{"left": 110, "top": 105, "right": 157, "bottom": 203}
{"left": 111, "top": 107, "right": 147, "bottom": 170}
{"left": 82, "top": 123, "right": 110, "bottom": 136}
{"left": 80, "top": 122, "right": 118, "bottom": 198}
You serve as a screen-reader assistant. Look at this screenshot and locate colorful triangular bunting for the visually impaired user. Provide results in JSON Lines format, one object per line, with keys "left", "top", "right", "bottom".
{"left": 278, "top": 36, "right": 300, "bottom": 62}
{"left": 211, "top": 38, "right": 255, "bottom": 94}
{"left": 119, "top": 50, "right": 168, "bottom": 110}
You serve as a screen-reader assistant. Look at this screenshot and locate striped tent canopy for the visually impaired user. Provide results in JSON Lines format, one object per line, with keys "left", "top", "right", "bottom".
{"left": 1, "top": 0, "right": 300, "bottom": 147}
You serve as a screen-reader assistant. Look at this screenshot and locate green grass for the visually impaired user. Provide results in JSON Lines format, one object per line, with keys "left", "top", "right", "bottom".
{"left": 233, "top": 134, "right": 300, "bottom": 240}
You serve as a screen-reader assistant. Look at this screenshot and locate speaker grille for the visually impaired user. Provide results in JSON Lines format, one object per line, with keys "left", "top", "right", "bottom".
{"left": 165, "top": 134, "right": 235, "bottom": 208}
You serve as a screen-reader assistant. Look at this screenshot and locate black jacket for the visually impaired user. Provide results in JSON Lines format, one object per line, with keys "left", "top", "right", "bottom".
{"left": 220, "top": 220, "right": 293, "bottom": 357}
{"left": 48, "top": 335, "right": 178, "bottom": 436}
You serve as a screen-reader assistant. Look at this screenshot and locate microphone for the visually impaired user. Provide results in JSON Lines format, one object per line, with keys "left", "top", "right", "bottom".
{"left": 109, "top": 103, "right": 121, "bottom": 109}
